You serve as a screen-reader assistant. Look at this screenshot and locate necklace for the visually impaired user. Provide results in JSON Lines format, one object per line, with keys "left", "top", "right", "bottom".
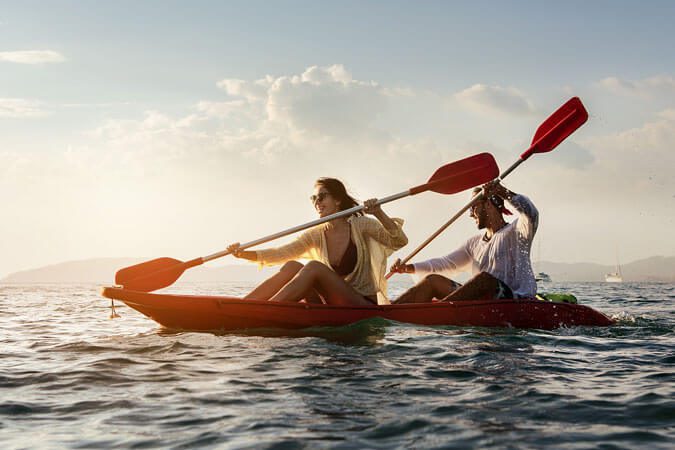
{"left": 483, "top": 222, "right": 508, "bottom": 242}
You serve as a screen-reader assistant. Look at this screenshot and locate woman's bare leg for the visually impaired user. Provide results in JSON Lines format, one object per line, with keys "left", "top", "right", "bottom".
{"left": 440, "top": 272, "right": 499, "bottom": 302}
{"left": 392, "top": 274, "right": 460, "bottom": 304}
{"left": 268, "top": 261, "right": 373, "bottom": 306}
{"left": 244, "top": 261, "right": 303, "bottom": 300}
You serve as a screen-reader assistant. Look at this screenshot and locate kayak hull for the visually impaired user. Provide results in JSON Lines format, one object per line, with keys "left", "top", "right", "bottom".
{"left": 101, "top": 287, "right": 614, "bottom": 331}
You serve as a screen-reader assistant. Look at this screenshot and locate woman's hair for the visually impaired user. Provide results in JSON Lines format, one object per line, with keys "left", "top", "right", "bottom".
{"left": 315, "top": 178, "right": 363, "bottom": 216}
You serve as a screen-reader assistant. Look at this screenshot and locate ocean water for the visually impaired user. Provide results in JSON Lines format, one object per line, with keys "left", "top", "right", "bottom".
{"left": 0, "top": 281, "right": 673, "bottom": 449}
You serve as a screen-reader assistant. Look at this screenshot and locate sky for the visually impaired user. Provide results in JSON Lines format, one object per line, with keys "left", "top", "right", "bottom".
{"left": 2, "top": 0, "right": 674, "bottom": 279}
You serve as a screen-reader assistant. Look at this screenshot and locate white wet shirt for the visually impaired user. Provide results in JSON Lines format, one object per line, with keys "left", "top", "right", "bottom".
{"left": 412, "top": 194, "right": 538, "bottom": 298}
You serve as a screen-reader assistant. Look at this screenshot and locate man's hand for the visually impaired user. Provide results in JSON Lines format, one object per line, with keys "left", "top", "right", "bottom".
{"left": 389, "top": 258, "right": 414, "bottom": 274}
{"left": 483, "top": 180, "right": 512, "bottom": 200}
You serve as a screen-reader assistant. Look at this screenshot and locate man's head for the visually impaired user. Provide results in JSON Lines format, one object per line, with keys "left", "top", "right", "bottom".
{"left": 469, "top": 188, "right": 511, "bottom": 230}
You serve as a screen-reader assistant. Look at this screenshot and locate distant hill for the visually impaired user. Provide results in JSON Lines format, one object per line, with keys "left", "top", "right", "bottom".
{"left": 0, "top": 258, "right": 280, "bottom": 284}
{"left": 1, "top": 256, "right": 674, "bottom": 284}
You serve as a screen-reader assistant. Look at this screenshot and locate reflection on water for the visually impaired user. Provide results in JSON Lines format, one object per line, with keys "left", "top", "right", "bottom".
{"left": 0, "top": 281, "right": 673, "bottom": 448}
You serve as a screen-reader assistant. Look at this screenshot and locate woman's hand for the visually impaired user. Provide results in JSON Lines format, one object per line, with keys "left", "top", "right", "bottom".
{"left": 227, "top": 242, "right": 243, "bottom": 258}
{"left": 363, "top": 198, "right": 382, "bottom": 216}
{"left": 227, "top": 243, "right": 257, "bottom": 261}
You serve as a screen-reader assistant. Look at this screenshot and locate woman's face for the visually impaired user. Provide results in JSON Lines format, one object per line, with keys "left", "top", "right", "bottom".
{"left": 311, "top": 185, "right": 341, "bottom": 217}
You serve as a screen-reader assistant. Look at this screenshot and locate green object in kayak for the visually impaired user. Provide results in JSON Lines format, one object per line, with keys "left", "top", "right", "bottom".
{"left": 536, "top": 293, "right": 578, "bottom": 304}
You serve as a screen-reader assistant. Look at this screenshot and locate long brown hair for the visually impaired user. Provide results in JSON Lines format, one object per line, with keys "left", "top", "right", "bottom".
{"left": 315, "top": 178, "right": 363, "bottom": 216}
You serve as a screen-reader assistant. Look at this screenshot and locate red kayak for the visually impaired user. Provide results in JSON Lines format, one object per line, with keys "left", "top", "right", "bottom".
{"left": 101, "top": 286, "right": 614, "bottom": 331}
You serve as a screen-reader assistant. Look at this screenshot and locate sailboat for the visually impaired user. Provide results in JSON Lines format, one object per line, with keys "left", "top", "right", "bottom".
{"left": 534, "top": 235, "right": 552, "bottom": 283}
{"left": 605, "top": 269, "right": 622, "bottom": 283}
{"left": 536, "top": 272, "right": 552, "bottom": 282}
{"left": 605, "top": 250, "right": 623, "bottom": 283}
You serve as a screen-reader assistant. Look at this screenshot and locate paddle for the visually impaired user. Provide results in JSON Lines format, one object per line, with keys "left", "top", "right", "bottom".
{"left": 116, "top": 152, "right": 500, "bottom": 292}
{"left": 386, "top": 96, "right": 588, "bottom": 279}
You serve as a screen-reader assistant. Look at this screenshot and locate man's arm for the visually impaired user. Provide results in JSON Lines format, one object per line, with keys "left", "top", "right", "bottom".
{"left": 390, "top": 246, "right": 473, "bottom": 276}
{"left": 485, "top": 181, "right": 538, "bottom": 240}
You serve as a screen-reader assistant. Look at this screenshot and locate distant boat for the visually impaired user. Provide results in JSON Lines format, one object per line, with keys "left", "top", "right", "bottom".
{"left": 534, "top": 236, "right": 551, "bottom": 282}
{"left": 536, "top": 272, "right": 552, "bottom": 282}
{"left": 605, "top": 251, "right": 623, "bottom": 282}
{"left": 605, "top": 271, "right": 623, "bottom": 283}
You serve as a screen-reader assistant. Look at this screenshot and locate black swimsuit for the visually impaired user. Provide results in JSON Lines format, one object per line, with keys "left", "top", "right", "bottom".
{"left": 330, "top": 239, "right": 357, "bottom": 276}
{"left": 330, "top": 240, "right": 377, "bottom": 305}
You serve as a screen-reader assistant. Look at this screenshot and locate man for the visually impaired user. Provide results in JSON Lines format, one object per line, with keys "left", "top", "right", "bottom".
{"left": 391, "top": 181, "right": 538, "bottom": 303}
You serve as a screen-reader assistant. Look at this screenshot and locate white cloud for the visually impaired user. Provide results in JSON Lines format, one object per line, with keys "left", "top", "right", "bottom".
{"left": 454, "top": 84, "right": 536, "bottom": 116}
{"left": 217, "top": 77, "right": 271, "bottom": 102}
{"left": 195, "top": 100, "right": 247, "bottom": 118}
{"left": 598, "top": 75, "right": 675, "bottom": 97}
{"left": 581, "top": 109, "right": 675, "bottom": 193}
{"left": 36, "top": 65, "right": 445, "bottom": 226}
{"left": 0, "top": 151, "right": 33, "bottom": 178}
{"left": 61, "top": 102, "right": 133, "bottom": 108}
{"left": 216, "top": 65, "right": 389, "bottom": 140}
{"left": 0, "top": 50, "right": 65, "bottom": 64}
{"left": 266, "top": 65, "right": 386, "bottom": 139}
{"left": 657, "top": 108, "right": 675, "bottom": 121}
{"left": 0, "top": 98, "right": 49, "bottom": 118}
{"left": 547, "top": 140, "right": 595, "bottom": 170}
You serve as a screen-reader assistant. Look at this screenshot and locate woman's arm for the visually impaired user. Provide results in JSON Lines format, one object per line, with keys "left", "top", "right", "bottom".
{"left": 361, "top": 198, "right": 408, "bottom": 249}
{"left": 227, "top": 229, "right": 315, "bottom": 265}
{"left": 363, "top": 198, "right": 399, "bottom": 232}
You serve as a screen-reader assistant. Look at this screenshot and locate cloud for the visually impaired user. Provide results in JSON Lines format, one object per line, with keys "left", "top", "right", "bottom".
{"left": 454, "top": 84, "right": 536, "bottom": 116}
{"left": 266, "top": 65, "right": 386, "bottom": 138}
{"left": 217, "top": 65, "right": 389, "bottom": 140}
{"left": 0, "top": 151, "right": 33, "bottom": 178}
{"left": 0, "top": 98, "right": 49, "bottom": 118}
{"left": 657, "top": 108, "right": 675, "bottom": 121}
{"left": 61, "top": 102, "right": 134, "bottom": 108}
{"left": 597, "top": 75, "right": 675, "bottom": 97}
{"left": 53, "top": 64, "right": 444, "bottom": 197}
{"left": 217, "top": 77, "right": 271, "bottom": 102}
{"left": 0, "top": 50, "right": 65, "bottom": 64}
{"left": 581, "top": 109, "right": 675, "bottom": 192}
{"left": 548, "top": 140, "right": 595, "bottom": 170}
{"left": 195, "top": 100, "right": 247, "bottom": 118}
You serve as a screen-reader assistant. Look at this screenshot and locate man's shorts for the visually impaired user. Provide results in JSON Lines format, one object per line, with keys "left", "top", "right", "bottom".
{"left": 494, "top": 278, "right": 514, "bottom": 299}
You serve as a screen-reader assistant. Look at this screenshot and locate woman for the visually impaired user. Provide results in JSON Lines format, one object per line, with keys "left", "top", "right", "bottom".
{"left": 226, "top": 178, "right": 407, "bottom": 305}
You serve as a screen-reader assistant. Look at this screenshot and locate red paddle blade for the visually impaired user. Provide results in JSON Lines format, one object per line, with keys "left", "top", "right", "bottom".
{"left": 411, "top": 152, "right": 499, "bottom": 195}
{"left": 115, "top": 257, "right": 191, "bottom": 292}
{"left": 523, "top": 97, "right": 588, "bottom": 159}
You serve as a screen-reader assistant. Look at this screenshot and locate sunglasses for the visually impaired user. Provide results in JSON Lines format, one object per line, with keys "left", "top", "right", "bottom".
{"left": 310, "top": 192, "right": 331, "bottom": 203}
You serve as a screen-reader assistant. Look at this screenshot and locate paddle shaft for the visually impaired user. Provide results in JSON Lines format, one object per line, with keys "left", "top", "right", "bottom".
{"left": 202, "top": 190, "right": 411, "bottom": 263}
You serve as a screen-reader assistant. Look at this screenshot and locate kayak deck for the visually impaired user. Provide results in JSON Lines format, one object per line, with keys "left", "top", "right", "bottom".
{"left": 101, "top": 286, "right": 615, "bottom": 331}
